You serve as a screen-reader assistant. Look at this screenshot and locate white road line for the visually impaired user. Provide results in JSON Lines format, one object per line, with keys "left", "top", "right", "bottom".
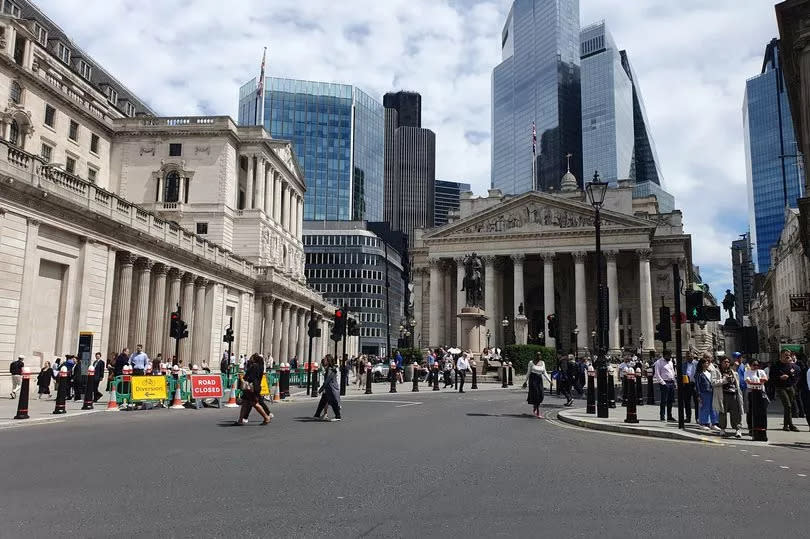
{"left": 341, "top": 399, "right": 422, "bottom": 406}
{"left": 765, "top": 459, "right": 774, "bottom": 462}
{"left": 740, "top": 449, "right": 748, "bottom": 452}
{"left": 797, "top": 474, "right": 806, "bottom": 477}
{"left": 751, "top": 454, "right": 759, "bottom": 457}
{"left": 781, "top": 466, "right": 790, "bottom": 469}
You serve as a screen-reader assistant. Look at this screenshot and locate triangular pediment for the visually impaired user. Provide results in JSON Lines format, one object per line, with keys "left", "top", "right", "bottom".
{"left": 425, "top": 191, "right": 654, "bottom": 238}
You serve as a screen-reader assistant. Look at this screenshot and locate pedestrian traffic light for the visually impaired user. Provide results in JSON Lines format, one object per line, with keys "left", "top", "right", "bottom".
{"left": 655, "top": 306, "right": 671, "bottom": 343}
{"left": 547, "top": 314, "right": 558, "bottom": 340}
{"left": 223, "top": 325, "right": 234, "bottom": 343}
{"left": 703, "top": 305, "right": 721, "bottom": 322}
{"left": 685, "top": 290, "right": 704, "bottom": 321}
{"left": 170, "top": 309, "right": 180, "bottom": 337}
{"left": 331, "top": 308, "right": 345, "bottom": 341}
{"left": 308, "top": 317, "right": 321, "bottom": 338}
{"left": 347, "top": 318, "right": 359, "bottom": 336}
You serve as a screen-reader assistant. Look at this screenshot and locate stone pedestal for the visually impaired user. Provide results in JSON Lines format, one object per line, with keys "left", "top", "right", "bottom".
{"left": 514, "top": 314, "right": 528, "bottom": 345}
{"left": 458, "top": 307, "right": 487, "bottom": 355}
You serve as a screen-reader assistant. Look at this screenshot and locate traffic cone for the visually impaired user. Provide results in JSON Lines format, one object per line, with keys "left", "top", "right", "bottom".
{"left": 170, "top": 384, "right": 184, "bottom": 409}
{"left": 273, "top": 376, "right": 281, "bottom": 403}
{"left": 106, "top": 383, "right": 119, "bottom": 411}
{"left": 224, "top": 374, "right": 238, "bottom": 408}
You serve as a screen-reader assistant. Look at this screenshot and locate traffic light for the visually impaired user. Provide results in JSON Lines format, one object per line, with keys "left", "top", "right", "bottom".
{"left": 347, "top": 318, "right": 359, "bottom": 336}
{"left": 308, "top": 317, "right": 321, "bottom": 338}
{"left": 547, "top": 314, "right": 558, "bottom": 340}
{"left": 685, "top": 290, "right": 704, "bottom": 322}
{"left": 331, "top": 308, "right": 345, "bottom": 341}
{"left": 703, "top": 305, "right": 721, "bottom": 322}
{"left": 223, "top": 325, "right": 234, "bottom": 343}
{"left": 170, "top": 308, "right": 188, "bottom": 340}
{"left": 655, "top": 306, "right": 671, "bottom": 343}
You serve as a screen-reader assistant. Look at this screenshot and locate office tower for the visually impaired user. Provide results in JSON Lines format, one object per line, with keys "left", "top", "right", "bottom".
{"left": 383, "top": 91, "right": 436, "bottom": 241}
{"left": 580, "top": 21, "right": 673, "bottom": 212}
{"left": 731, "top": 233, "right": 755, "bottom": 323}
{"left": 238, "top": 77, "right": 384, "bottom": 222}
{"left": 744, "top": 38, "right": 804, "bottom": 271}
{"left": 434, "top": 180, "right": 471, "bottom": 226}
{"left": 492, "top": 0, "right": 582, "bottom": 194}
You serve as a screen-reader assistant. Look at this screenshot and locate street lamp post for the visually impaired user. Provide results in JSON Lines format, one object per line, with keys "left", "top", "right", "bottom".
{"left": 501, "top": 317, "right": 510, "bottom": 345}
{"left": 409, "top": 318, "right": 416, "bottom": 349}
{"left": 587, "top": 171, "right": 609, "bottom": 418}
{"left": 573, "top": 326, "right": 579, "bottom": 356}
{"left": 538, "top": 331, "right": 545, "bottom": 346}
{"left": 486, "top": 329, "right": 491, "bottom": 349}
{"left": 591, "top": 329, "right": 597, "bottom": 354}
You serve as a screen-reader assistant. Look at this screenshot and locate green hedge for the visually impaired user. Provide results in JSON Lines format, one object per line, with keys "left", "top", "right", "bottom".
{"left": 503, "top": 345, "right": 558, "bottom": 374}
{"left": 393, "top": 348, "right": 424, "bottom": 364}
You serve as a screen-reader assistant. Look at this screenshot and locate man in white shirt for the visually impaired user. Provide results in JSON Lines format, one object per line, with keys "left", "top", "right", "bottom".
{"left": 618, "top": 356, "right": 633, "bottom": 405}
{"left": 456, "top": 353, "right": 470, "bottom": 393}
{"left": 129, "top": 344, "right": 150, "bottom": 376}
{"left": 653, "top": 350, "right": 676, "bottom": 422}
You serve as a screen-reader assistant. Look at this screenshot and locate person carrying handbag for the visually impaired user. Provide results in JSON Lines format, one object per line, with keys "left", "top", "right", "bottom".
{"left": 235, "top": 354, "right": 271, "bottom": 426}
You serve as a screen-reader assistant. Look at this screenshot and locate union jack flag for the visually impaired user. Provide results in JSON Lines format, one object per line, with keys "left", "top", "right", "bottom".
{"left": 256, "top": 47, "right": 266, "bottom": 97}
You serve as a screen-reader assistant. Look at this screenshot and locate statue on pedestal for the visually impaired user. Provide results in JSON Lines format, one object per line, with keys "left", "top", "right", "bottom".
{"left": 722, "top": 289, "right": 736, "bottom": 320}
{"left": 461, "top": 252, "right": 483, "bottom": 309}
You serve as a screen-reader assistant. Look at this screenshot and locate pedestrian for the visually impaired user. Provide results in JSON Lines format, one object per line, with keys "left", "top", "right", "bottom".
{"left": 106, "top": 354, "right": 116, "bottom": 391}
{"left": 456, "top": 353, "right": 470, "bottom": 393}
{"left": 151, "top": 354, "right": 163, "bottom": 375}
{"left": 114, "top": 348, "right": 130, "bottom": 377}
{"left": 314, "top": 356, "right": 341, "bottom": 421}
{"left": 219, "top": 352, "right": 229, "bottom": 376}
{"left": 683, "top": 352, "right": 699, "bottom": 423}
{"left": 696, "top": 358, "right": 720, "bottom": 431}
{"left": 129, "top": 344, "right": 149, "bottom": 375}
{"left": 356, "top": 355, "right": 366, "bottom": 388}
{"left": 798, "top": 356, "right": 810, "bottom": 431}
{"left": 772, "top": 350, "right": 801, "bottom": 432}
{"left": 744, "top": 359, "right": 769, "bottom": 434}
{"left": 395, "top": 350, "right": 404, "bottom": 384}
{"left": 707, "top": 353, "right": 724, "bottom": 428}
{"left": 653, "top": 351, "right": 676, "bottom": 422}
{"left": 717, "top": 357, "right": 744, "bottom": 438}
{"left": 71, "top": 356, "right": 83, "bottom": 401}
{"left": 558, "top": 354, "right": 574, "bottom": 406}
{"left": 253, "top": 354, "right": 271, "bottom": 417}
{"left": 235, "top": 355, "right": 271, "bottom": 425}
{"left": 442, "top": 355, "right": 453, "bottom": 388}
{"left": 290, "top": 355, "right": 298, "bottom": 371}
{"left": 9, "top": 354, "right": 24, "bottom": 399}
{"left": 618, "top": 355, "right": 633, "bottom": 405}
{"left": 523, "top": 353, "right": 552, "bottom": 417}
{"left": 52, "top": 357, "right": 62, "bottom": 393}
{"left": 37, "top": 361, "right": 52, "bottom": 399}
{"left": 92, "top": 352, "right": 105, "bottom": 402}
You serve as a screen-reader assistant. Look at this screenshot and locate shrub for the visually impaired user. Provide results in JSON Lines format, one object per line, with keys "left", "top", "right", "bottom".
{"left": 393, "top": 347, "right": 424, "bottom": 364}
{"left": 503, "top": 345, "right": 557, "bottom": 374}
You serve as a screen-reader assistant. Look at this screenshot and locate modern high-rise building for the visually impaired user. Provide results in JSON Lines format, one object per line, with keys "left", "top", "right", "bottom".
{"left": 744, "top": 38, "right": 804, "bottom": 271}
{"left": 434, "top": 180, "right": 471, "bottom": 226}
{"left": 238, "top": 77, "right": 384, "bottom": 222}
{"left": 383, "top": 91, "right": 436, "bottom": 242}
{"left": 491, "top": 0, "right": 582, "bottom": 195}
{"left": 731, "top": 233, "right": 755, "bottom": 324}
{"left": 580, "top": 21, "right": 673, "bottom": 212}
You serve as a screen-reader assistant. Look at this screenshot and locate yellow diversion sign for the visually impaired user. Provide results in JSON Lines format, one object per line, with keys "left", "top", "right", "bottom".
{"left": 131, "top": 376, "right": 168, "bottom": 401}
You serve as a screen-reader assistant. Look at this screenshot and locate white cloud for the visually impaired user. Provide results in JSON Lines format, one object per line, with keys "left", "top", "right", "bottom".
{"left": 36, "top": 0, "right": 779, "bottom": 299}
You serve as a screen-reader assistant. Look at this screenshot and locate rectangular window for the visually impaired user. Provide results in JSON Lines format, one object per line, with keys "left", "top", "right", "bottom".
{"left": 34, "top": 23, "right": 48, "bottom": 45}
{"left": 169, "top": 143, "right": 182, "bottom": 157}
{"left": 90, "top": 133, "right": 100, "bottom": 154}
{"left": 65, "top": 156, "right": 76, "bottom": 174}
{"left": 87, "top": 166, "right": 97, "bottom": 183}
{"left": 3, "top": 0, "right": 20, "bottom": 17}
{"left": 77, "top": 60, "right": 92, "bottom": 79}
{"left": 44, "top": 104, "right": 55, "bottom": 127}
{"left": 106, "top": 86, "right": 118, "bottom": 105}
{"left": 124, "top": 102, "right": 135, "bottom": 117}
{"left": 40, "top": 143, "right": 52, "bottom": 162}
{"left": 57, "top": 42, "right": 71, "bottom": 64}
{"left": 68, "top": 120, "right": 78, "bottom": 141}
{"left": 196, "top": 222, "right": 208, "bottom": 235}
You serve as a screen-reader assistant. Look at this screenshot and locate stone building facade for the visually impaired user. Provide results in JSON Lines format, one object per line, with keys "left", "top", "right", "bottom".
{"left": 410, "top": 184, "right": 693, "bottom": 356}
{"left": 0, "top": 7, "right": 332, "bottom": 391}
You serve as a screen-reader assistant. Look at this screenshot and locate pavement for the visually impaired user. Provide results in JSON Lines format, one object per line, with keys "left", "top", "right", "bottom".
{"left": 557, "top": 396, "right": 810, "bottom": 446}
{"left": 3, "top": 382, "right": 810, "bottom": 537}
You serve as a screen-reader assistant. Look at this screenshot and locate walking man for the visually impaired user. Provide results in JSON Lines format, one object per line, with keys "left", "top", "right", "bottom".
{"left": 683, "top": 352, "right": 699, "bottom": 423}
{"left": 92, "top": 352, "right": 105, "bottom": 402}
{"left": 653, "top": 350, "right": 676, "bottom": 422}
{"left": 773, "top": 350, "right": 801, "bottom": 432}
{"left": 456, "top": 353, "right": 470, "bottom": 393}
{"left": 129, "top": 344, "right": 149, "bottom": 375}
{"left": 9, "top": 354, "right": 24, "bottom": 399}
{"left": 558, "top": 354, "right": 574, "bottom": 406}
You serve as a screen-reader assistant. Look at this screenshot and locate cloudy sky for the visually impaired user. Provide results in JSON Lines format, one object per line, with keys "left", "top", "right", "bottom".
{"left": 38, "top": 0, "right": 780, "bottom": 299}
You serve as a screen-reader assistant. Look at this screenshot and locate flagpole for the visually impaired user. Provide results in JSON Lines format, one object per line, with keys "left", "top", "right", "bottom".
{"left": 255, "top": 47, "right": 267, "bottom": 126}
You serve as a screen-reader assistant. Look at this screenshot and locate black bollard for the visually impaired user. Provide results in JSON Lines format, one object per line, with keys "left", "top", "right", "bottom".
{"left": 607, "top": 370, "right": 616, "bottom": 408}
{"left": 280, "top": 365, "right": 289, "bottom": 399}
{"left": 433, "top": 364, "right": 440, "bottom": 391}
{"left": 586, "top": 369, "right": 596, "bottom": 414}
{"left": 636, "top": 372, "right": 644, "bottom": 406}
{"left": 508, "top": 363, "right": 514, "bottom": 386}
{"left": 624, "top": 371, "right": 638, "bottom": 423}
{"left": 389, "top": 363, "right": 397, "bottom": 393}
{"left": 501, "top": 364, "right": 508, "bottom": 389}
{"left": 412, "top": 363, "right": 419, "bottom": 392}
{"left": 471, "top": 362, "right": 478, "bottom": 390}
{"left": 339, "top": 362, "right": 348, "bottom": 397}
{"left": 646, "top": 366, "right": 656, "bottom": 405}
{"left": 310, "top": 365, "right": 319, "bottom": 398}
{"left": 53, "top": 367, "right": 68, "bottom": 414}
{"left": 751, "top": 385, "right": 768, "bottom": 442}
{"left": 14, "top": 367, "right": 31, "bottom": 420}
{"left": 365, "top": 365, "right": 373, "bottom": 395}
{"left": 81, "top": 365, "right": 95, "bottom": 410}
{"left": 454, "top": 369, "right": 458, "bottom": 390}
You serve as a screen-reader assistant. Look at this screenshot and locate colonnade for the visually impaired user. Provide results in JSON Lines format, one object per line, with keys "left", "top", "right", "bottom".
{"left": 242, "top": 154, "right": 304, "bottom": 238}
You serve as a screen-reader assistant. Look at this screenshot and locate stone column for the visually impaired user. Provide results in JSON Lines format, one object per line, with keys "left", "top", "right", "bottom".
{"left": 413, "top": 268, "right": 424, "bottom": 349}
{"left": 191, "top": 277, "right": 208, "bottom": 366}
{"left": 264, "top": 164, "right": 273, "bottom": 215}
{"left": 606, "top": 250, "right": 620, "bottom": 353}
{"left": 163, "top": 269, "right": 181, "bottom": 358}
{"left": 262, "top": 297, "right": 274, "bottom": 359}
{"left": 428, "top": 258, "right": 443, "bottom": 348}
{"left": 455, "top": 257, "right": 465, "bottom": 344}
{"left": 443, "top": 265, "right": 453, "bottom": 345}
{"left": 273, "top": 172, "right": 282, "bottom": 223}
{"left": 511, "top": 254, "right": 525, "bottom": 318}
{"left": 638, "top": 249, "right": 654, "bottom": 350}
{"left": 290, "top": 194, "right": 298, "bottom": 237}
{"left": 245, "top": 155, "right": 255, "bottom": 209}
{"left": 131, "top": 257, "right": 153, "bottom": 348}
{"left": 278, "top": 302, "right": 289, "bottom": 362}
{"left": 542, "top": 252, "right": 556, "bottom": 351}
{"left": 573, "top": 251, "right": 587, "bottom": 353}
{"left": 272, "top": 299, "right": 283, "bottom": 363}
{"left": 283, "top": 186, "right": 291, "bottom": 232}
{"left": 256, "top": 159, "right": 265, "bottom": 213}
{"left": 111, "top": 252, "right": 136, "bottom": 354}
{"left": 483, "top": 255, "right": 497, "bottom": 347}
{"left": 297, "top": 308, "right": 307, "bottom": 363}
{"left": 147, "top": 263, "right": 168, "bottom": 357}
{"left": 285, "top": 303, "right": 297, "bottom": 363}
{"left": 179, "top": 273, "right": 195, "bottom": 365}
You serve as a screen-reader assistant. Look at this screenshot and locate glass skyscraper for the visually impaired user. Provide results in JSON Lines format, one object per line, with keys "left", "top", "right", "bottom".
{"left": 492, "top": 0, "right": 582, "bottom": 194}
{"left": 238, "top": 77, "right": 384, "bottom": 222}
{"left": 580, "top": 21, "right": 672, "bottom": 212}
{"left": 434, "top": 180, "right": 471, "bottom": 226}
{"left": 744, "top": 39, "right": 804, "bottom": 271}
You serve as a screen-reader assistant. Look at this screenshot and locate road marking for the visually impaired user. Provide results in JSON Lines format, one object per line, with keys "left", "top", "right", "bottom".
{"left": 751, "top": 454, "right": 759, "bottom": 457}
{"left": 740, "top": 449, "right": 748, "bottom": 452}
{"left": 797, "top": 474, "right": 806, "bottom": 477}
{"left": 341, "top": 399, "right": 422, "bottom": 407}
{"left": 764, "top": 459, "right": 773, "bottom": 462}
{"left": 781, "top": 466, "right": 790, "bottom": 469}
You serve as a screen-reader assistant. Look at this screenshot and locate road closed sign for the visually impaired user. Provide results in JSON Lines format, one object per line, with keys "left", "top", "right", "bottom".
{"left": 131, "top": 376, "right": 168, "bottom": 401}
{"left": 190, "top": 375, "right": 223, "bottom": 399}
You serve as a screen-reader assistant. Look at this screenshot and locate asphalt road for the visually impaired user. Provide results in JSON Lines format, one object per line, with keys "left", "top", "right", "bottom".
{"left": 2, "top": 386, "right": 810, "bottom": 538}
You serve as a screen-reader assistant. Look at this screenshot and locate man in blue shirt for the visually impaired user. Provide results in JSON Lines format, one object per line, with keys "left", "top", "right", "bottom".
{"left": 395, "top": 350, "right": 404, "bottom": 383}
{"left": 129, "top": 344, "right": 149, "bottom": 375}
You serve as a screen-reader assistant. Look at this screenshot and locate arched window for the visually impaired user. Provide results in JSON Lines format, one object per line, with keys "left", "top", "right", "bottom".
{"left": 9, "top": 120, "right": 19, "bottom": 146}
{"left": 9, "top": 81, "right": 21, "bottom": 104}
{"left": 164, "top": 171, "right": 181, "bottom": 203}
